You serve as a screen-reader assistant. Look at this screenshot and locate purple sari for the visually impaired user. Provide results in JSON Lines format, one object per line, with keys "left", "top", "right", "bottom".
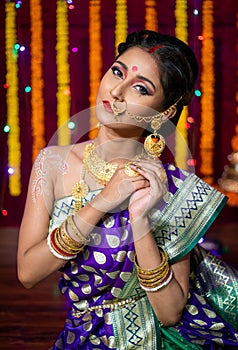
{"left": 49, "top": 164, "right": 238, "bottom": 349}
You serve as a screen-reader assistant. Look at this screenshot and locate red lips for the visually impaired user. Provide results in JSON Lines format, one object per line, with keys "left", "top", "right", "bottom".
{"left": 102, "top": 100, "right": 113, "bottom": 113}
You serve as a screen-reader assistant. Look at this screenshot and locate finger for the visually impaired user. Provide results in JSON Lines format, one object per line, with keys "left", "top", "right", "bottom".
{"left": 130, "top": 163, "right": 167, "bottom": 184}
{"left": 134, "top": 158, "right": 163, "bottom": 168}
{"left": 133, "top": 160, "right": 165, "bottom": 176}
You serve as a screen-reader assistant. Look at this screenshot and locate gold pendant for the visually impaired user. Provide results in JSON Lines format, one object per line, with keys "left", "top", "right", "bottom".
{"left": 71, "top": 181, "right": 89, "bottom": 213}
{"left": 144, "top": 133, "right": 165, "bottom": 159}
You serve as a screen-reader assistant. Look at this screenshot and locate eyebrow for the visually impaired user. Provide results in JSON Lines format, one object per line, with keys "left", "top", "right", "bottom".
{"left": 115, "top": 60, "right": 156, "bottom": 92}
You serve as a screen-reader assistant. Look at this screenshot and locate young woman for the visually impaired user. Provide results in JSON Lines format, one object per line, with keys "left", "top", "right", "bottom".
{"left": 18, "top": 30, "right": 238, "bottom": 349}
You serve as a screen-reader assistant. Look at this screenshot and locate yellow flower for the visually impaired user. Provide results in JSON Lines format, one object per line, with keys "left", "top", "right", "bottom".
{"left": 56, "top": 0, "right": 71, "bottom": 145}
{"left": 5, "top": 2, "right": 21, "bottom": 196}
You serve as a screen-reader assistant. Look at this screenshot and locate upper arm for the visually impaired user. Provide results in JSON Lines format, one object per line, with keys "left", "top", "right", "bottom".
{"left": 18, "top": 148, "right": 55, "bottom": 258}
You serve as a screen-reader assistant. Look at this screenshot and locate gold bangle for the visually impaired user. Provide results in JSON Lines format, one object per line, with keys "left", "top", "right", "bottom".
{"left": 54, "top": 230, "right": 75, "bottom": 255}
{"left": 140, "top": 269, "right": 173, "bottom": 292}
{"left": 137, "top": 265, "right": 170, "bottom": 284}
{"left": 137, "top": 262, "right": 169, "bottom": 279}
{"left": 66, "top": 215, "right": 90, "bottom": 243}
{"left": 134, "top": 248, "right": 168, "bottom": 275}
{"left": 60, "top": 221, "right": 85, "bottom": 249}
{"left": 139, "top": 268, "right": 172, "bottom": 289}
{"left": 49, "top": 228, "right": 77, "bottom": 259}
{"left": 56, "top": 228, "right": 82, "bottom": 254}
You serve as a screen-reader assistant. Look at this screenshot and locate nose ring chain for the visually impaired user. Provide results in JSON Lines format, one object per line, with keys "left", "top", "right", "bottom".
{"left": 111, "top": 99, "right": 127, "bottom": 119}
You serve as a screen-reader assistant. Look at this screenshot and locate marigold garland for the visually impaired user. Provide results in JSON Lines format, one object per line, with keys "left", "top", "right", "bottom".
{"left": 5, "top": 2, "right": 21, "bottom": 196}
{"left": 145, "top": 0, "right": 158, "bottom": 32}
{"left": 217, "top": 13, "right": 238, "bottom": 207}
{"left": 115, "top": 0, "right": 127, "bottom": 55}
{"left": 30, "top": 0, "right": 45, "bottom": 161}
{"left": 89, "top": 0, "right": 102, "bottom": 139}
{"left": 236, "top": 12, "right": 238, "bottom": 119}
{"left": 200, "top": 0, "right": 215, "bottom": 184}
{"left": 56, "top": 0, "right": 70, "bottom": 145}
{"left": 175, "top": 0, "right": 188, "bottom": 170}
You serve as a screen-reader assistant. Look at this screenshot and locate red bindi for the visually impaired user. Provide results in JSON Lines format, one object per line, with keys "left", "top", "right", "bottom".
{"left": 131, "top": 65, "right": 138, "bottom": 72}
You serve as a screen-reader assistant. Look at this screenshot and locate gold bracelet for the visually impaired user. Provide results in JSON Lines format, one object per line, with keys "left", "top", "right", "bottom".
{"left": 49, "top": 228, "right": 77, "bottom": 259}
{"left": 54, "top": 230, "right": 76, "bottom": 255}
{"left": 56, "top": 227, "right": 82, "bottom": 254}
{"left": 140, "top": 269, "right": 174, "bottom": 292}
{"left": 138, "top": 270, "right": 171, "bottom": 288}
{"left": 60, "top": 221, "right": 85, "bottom": 249}
{"left": 56, "top": 222, "right": 85, "bottom": 256}
{"left": 137, "top": 265, "right": 170, "bottom": 285}
{"left": 66, "top": 215, "right": 90, "bottom": 243}
{"left": 134, "top": 248, "right": 168, "bottom": 275}
{"left": 137, "top": 262, "right": 169, "bottom": 279}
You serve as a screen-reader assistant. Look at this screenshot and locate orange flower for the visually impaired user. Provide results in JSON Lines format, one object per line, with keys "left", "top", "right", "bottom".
{"left": 89, "top": 0, "right": 102, "bottom": 139}
{"left": 175, "top": 0, "right": 189, "bottom": 170}
{"left": 200, "top": 0, "right": 215, "bottom": 184}
{"left": 145, "top": 0, "right": 158, "bottom": 32}
{"left": 30, "top": 0, "right": 45, "bottom": 160}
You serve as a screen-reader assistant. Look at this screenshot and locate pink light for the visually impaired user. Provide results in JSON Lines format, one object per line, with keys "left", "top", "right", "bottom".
{"left": 187, "top": 116, "right": 194, "bottom": 123}
{"left": 72, "top": 47, "right": 78, "bottom": 53}
{"left": 1, "top": 209, "right": 8, "bottom": 217}
{"left": 187, "top": 159, "right": 197, "bottom": 166}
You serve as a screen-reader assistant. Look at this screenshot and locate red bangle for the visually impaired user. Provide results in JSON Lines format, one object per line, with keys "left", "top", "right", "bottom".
{"left": 50, "top": 229, "right": 76, "bottom": 257}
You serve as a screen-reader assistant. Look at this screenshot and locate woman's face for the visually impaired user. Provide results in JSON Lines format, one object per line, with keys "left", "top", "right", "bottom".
{"left": 96, "top": 47, "right": 165, "bottom": 130}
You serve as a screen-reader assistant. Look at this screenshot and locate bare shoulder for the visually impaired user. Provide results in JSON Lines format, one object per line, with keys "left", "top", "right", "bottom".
{"left": 40, "top": 141, "right": 91, "bottom": 198}
{"left": 35, "top": 141, "right": 90, "bottom": 169}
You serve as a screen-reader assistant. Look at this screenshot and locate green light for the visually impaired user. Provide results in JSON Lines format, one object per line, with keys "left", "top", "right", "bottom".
{"left": 195, "top": 89, "right": 202, "bottom": 97}
{"left": 68, "top": 121, "right": 76, "bottom": 130}
{"left": 3, "top": 125, "right": 10, "bottom": 133}
{"left": 14, "top": 43, "right": 20, "bottom": 50}
{"left": 25, "top": 86, "right": 31, "bottom": 93}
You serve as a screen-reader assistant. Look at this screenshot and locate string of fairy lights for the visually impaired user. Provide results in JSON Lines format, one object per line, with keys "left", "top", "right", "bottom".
{"left": 2, "top": 0, "right": 237, "bottom": 218}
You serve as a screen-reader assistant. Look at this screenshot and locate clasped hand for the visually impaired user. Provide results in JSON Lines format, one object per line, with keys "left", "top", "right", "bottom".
{"left": 93, "top": 159, "right": 167, "bottom": 218}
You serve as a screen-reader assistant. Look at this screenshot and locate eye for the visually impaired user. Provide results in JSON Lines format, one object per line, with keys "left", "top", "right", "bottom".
{"left": 111, "top": 65, "right": 124, "bottom": 79}
{"left": 133, "top": 84, "right": 152, "bottom": 96}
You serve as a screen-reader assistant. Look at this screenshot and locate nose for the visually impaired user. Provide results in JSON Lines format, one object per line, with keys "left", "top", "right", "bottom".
{"left": 110, "top": 81, "right": 125, "bottom": 101}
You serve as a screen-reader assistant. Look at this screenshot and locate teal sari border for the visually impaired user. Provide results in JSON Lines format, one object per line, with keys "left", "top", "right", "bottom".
{"left": 171, "top": 195, "right": 227, "bottom": 264}
{"left": 150, "top": 174, "right": 227, "bottom": 264}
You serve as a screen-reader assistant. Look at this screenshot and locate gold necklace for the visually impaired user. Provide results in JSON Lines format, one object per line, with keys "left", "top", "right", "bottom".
{"left": 72, "top": 142, "right": 146, "bottom": 211}
{"left": 84, "top": 143, "right": 118, "bottom": 186}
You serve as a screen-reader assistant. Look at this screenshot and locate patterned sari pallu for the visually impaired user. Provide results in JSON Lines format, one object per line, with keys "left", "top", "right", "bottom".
{"left": 49, "top": 164, "right": 238, "bottom": 350}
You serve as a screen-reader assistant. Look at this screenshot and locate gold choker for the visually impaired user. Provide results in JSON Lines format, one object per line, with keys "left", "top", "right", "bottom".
{"left": 71, "top": 142, "right": 146, "bottom": 211}
{"left": 84, "top": 143, "right": 118, "bottom": 186}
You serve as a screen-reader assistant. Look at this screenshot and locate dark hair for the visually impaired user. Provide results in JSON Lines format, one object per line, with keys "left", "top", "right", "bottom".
{"left": 117, "top": 30, "right": 199, "bottom": 127}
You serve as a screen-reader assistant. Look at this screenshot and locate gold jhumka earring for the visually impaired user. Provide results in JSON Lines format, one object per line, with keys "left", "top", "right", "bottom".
{"left": 126, "top": 98, "right": 182, "bottom": 159}
{"left": 143, "top": 117, "right": 165, "bottom": 159}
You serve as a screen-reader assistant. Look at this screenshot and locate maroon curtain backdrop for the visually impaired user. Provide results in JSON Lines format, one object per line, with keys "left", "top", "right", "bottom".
{"left": 0, "top": 0, "right": 237, "bottom": 227}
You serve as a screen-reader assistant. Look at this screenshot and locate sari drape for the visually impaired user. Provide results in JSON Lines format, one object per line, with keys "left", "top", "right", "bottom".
{"left": 49, "top": 164, "right": 238, "bottom": 349}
